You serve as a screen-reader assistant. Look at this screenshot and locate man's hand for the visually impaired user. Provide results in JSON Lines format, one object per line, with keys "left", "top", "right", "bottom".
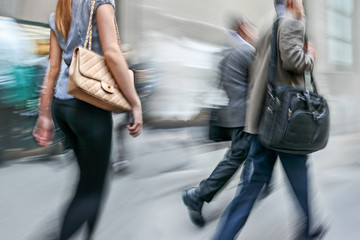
{"left": 291, "top": 0, "right": 305, "bottom": 19}
{"left": 305, "top": 42, "right": 317, "bottom": 61}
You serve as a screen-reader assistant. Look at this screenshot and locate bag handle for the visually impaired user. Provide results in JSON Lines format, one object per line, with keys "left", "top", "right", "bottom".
{"left": 268, "top": 18, "right": 318, "bottom": 95}
{"left": 84, "top": 0, "right": 122, "bottom": 51}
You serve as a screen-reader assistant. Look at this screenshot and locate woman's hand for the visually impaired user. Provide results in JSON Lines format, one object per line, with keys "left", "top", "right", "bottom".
{"left": 127, "top": 105, "right": 143, "bottom": 137}
{"left": 33, "top": 115, "right": 55, "bottom": 146}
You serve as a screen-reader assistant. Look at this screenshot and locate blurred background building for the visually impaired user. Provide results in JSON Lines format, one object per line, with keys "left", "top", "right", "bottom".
{"left": 1, "top": 0, "right": 359, "bottom": 133}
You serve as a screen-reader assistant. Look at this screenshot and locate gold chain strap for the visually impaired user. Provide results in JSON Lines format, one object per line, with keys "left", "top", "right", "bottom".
{"left": 84, "top": 0, "right": 122, "bottom": 51}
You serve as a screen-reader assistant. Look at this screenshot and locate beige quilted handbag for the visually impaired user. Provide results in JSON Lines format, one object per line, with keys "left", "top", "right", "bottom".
{"left": 68, "top": 0, "right": 132, "bottom": 113}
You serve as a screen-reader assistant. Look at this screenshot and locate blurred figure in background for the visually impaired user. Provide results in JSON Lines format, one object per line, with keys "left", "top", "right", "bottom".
{"left": 182, "top": 15, "right": 257, "bottom": 227}
{"left": 32, "top": 0, "right": 142, "bottom": 239}
{"left": 112, "top": 46, "right": 155, "bottom": 173}
{"left": 214, "top": 0, "right": 326, "bottom": 239}
{"left": 111, "top": 45, "right": 134, "bottom": 173}
{"left": 0, "top": 16, "right": 35, "bottom": 158}
{"left": 112, "top": 112, "right": 132, "bottom": 173}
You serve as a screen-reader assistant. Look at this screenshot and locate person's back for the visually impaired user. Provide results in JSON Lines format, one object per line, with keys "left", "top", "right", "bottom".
{"left": 33, "top": 1, "right": 142, "bottom": 239}
{"left": 217, "top": 44, "right": 254, "bottom": 128}
{"left": 49, "top": 0, "right": 113, "bottom": 100}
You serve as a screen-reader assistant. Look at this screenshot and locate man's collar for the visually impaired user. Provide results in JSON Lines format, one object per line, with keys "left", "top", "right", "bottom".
{"left": 275, "top": 4, "right": 286, "bottom": 18}
{"left": 229, "top": 30, "right": 255, "bottom": 51}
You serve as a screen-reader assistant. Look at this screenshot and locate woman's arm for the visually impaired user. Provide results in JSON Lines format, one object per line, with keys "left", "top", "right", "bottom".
{"left": 33, "top": 30, "right": 62, "bottom": 146}
{"left": 96, "top": 4, "right": 142, "bottom": 137}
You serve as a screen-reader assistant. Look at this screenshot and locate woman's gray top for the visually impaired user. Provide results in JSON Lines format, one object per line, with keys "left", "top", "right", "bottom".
{"left": 49, "top": 0, "right": 115, "bottom": 99}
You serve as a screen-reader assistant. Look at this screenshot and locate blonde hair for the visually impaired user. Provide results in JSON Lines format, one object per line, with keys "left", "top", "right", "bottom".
{"left": 55, "top": 0, "right": 72, "bottom": 39}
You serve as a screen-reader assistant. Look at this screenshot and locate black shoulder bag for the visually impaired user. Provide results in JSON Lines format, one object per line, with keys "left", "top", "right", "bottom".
{"left": 258, "top": 19, "right": 330, "bottom": 154}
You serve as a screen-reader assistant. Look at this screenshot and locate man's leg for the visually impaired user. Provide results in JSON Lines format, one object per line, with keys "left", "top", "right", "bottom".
{"left": 197, "top": 128, "right": 251, "bottom": 201}
{"left": 278, "top": 152, "right": 311, "bottom": 239}
{"left": 239, "top": 157, "right": 253, "bottom": 184}
{"left": 214, "top": 135, "right": 277, "bottom": 240}
{"left": 182, "top": 128, "right": 250, "bottom": 227}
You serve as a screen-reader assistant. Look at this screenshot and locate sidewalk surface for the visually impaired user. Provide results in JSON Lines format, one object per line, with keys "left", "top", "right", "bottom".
{"left": 1, "top": 127, "right": 360, "bottom": 240}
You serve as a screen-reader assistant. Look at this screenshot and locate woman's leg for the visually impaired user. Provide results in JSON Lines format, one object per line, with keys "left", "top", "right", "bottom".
{"left": 54, "top": 99, "right": 112, "bottom": 240}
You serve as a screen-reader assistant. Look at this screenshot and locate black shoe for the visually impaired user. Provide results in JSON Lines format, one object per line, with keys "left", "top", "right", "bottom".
{"left": 182, "top": 187, "right": 205, "bottom": 227}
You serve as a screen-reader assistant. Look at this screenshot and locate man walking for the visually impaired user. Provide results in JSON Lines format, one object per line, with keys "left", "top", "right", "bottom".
{"left": 182, "top": 15, "right": 257, "bottom": 227}
{"left": 214, "top": 0, "right": 326, "bottom": 239}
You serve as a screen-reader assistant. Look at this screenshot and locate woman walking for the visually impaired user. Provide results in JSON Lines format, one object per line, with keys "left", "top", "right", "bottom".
{"left": 32, "top": 0, "right": 142, "bottom": 239}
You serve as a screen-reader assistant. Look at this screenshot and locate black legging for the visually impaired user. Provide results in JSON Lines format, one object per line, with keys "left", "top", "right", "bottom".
{"left": 53, "top": 98, "right": 112, "bottom": 240}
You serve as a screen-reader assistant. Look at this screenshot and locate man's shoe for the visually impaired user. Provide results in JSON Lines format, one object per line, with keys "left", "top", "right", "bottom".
{"left": 182, "top": 187, "right": 205, "bottom": 227}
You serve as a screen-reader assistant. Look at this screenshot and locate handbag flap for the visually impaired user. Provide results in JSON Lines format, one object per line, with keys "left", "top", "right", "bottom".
{"left": 76, "top": 47, "right": 115, "bottom": 86}
{"left": 101, "top": 81, "right": 115, "bottom": 93}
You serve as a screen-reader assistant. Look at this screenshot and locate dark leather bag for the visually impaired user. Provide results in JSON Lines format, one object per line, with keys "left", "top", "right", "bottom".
{"left": 209, "top": 108, "right": 231, "bottom": 142}
{"left": 258, "top": 19, "right": 330, "bottom": 154}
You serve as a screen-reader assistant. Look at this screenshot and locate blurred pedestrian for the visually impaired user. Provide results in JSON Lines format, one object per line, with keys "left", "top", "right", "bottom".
{"left": 32, "top": 0, "right": 142, "bottom": 239}
{"left": 112, "top": 112, "right": 132, "bottom": 173}
{"left": 111, "top": 45, "right": 135, "bottom": 174}
{"left": 214, "top": 0, "right": 326, "bottom": 239}
{"left": 182, "top": 15, "right": 258, "bottom": 227}
{"left": 0, "top": 16, "right": 35, "bottom": 157}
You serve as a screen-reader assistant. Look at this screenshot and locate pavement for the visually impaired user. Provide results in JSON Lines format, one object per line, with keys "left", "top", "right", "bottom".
{"left": 1, "top": 127, "right": 360, "bottom": 240}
